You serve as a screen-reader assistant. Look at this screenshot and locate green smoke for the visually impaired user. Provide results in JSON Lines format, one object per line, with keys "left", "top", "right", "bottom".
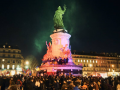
{"left": 34, "top": 1, "right": 78, "bottom": 54}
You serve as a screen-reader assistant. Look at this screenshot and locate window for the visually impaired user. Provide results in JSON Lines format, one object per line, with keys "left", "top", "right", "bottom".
{"left": 12, "top": 65, "right": 15, "bottom": 69}
{"left": 13, "top": 60, "right": 15, "bottom": 63}
{"left": 2, "top": 59, "right": 5, "bottom": 62}
{"left": 2, "top": 64, "right": 4, "bottom": 69}
{"left": 7, "top": 65, "right": 10, "bottom": 69}
{"left": 8, "top": 55, "right": 10, "bottom": 57}
{"left": 7, "top": 60, "right": 10, "bottom": 63}
{"left": 84, "top": 60, "right": 85, "bottom": 62}
{"left": 13, "top": 55, "right": 15, "bottom": 58}
{"left": 3, "top": 50, "right": 5, "bottom": 52}
{"left": 96, "top": 60, "right": 97, "bottom": 63}
{"left": 8, "top": 50, "right": 10, "bottom": 53}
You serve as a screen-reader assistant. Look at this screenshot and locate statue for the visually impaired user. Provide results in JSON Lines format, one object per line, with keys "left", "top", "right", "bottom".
{"left": 53, "top": 5, "right": 66, "bottom": 29}
{"left": 60, "top": 44, "right": 72, "bottom": 59}
{"left": 42, "top": 41, "right": 53, "bottom": 61}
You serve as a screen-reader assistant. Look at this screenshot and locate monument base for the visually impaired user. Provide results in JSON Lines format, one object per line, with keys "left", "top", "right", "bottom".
{"left": 39, "top": 64, "right": 82, "bottom": 76}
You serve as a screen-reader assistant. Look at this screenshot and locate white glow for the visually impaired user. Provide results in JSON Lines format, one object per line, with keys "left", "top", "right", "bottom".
{"left": 12, "top": 65, "right": 15, "bottom": 70}
{"left": 89, "top": 64, "right": 92, "bottom": 67}
{"left": 11, "top": 70, "right": 15, "bottom": 75}
{"left": 96, "top": 60, "right": 97, "bottom": 63}
{"left": 113, "top": 69, "right": 114, "bottom": 72}
{"left": 81, "top": 60, "right": 82, "bottom": 62}
{"left": 90, "top": 60, "right": 91, "bottom": 63}
{"left": 26, "top": 61, "right": 29, "bottom": 65}
{"left": 93, "top": 60, "right": 94, "bottom": 63}
{"left": 2, "top": 59, "right": 5, "bottom": 61}
{"left": 25, "top": 66, "right": 28, "bottom": 69}
{"left": 78, "top": 59, "right": 80, "bottom": 62}
{"left": 84, "top": 60, "right": 85, "bottom": 62}
{"left": 87, "top": 60, "right": 88, "bottom": 63}
{"left": 7, "top": 65, "right": 9, "bottom": 69}
{"left": 2, "top": 64, "right": 4, "bottom": 69}
{"left": 109, "top": 68, "right": 110, "bottom": 71}
{"left": 112, "top": 65, "right": 114, "bottom": 67}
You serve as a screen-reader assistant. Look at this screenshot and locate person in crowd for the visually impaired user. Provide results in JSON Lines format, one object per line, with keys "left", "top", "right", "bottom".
{"left": 61, "top": 80, "right": 68, "bottom": 90}
{"left": 93, "top": 81, "right": 99, "bottom": 90}
{"left": 117, "top": 81, "right": 120, "bottom": 90}
{"left": 35, "top": 79, "right": 40, "bottom": 90}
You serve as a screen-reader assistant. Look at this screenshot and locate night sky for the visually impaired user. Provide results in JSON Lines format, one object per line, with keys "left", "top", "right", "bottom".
{"left": 0, "top": 0, "right": 120, "bottom": 64}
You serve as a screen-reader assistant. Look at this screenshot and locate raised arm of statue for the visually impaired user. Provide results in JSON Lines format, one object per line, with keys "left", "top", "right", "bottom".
{"left": 63, "top": 4, "right": 66, "bottom": 12}
{"left": 46, "top": 41, "right": 49, "bottom": 48}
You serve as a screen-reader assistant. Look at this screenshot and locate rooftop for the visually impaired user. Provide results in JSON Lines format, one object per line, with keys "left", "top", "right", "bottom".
{"left": 0, "top": 43, "right": 19, "bottom": 49}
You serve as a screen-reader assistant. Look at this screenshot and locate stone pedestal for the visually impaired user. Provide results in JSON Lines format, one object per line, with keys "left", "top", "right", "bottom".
{"left": 50, "top": 30, "right": 71, "bottom": 58}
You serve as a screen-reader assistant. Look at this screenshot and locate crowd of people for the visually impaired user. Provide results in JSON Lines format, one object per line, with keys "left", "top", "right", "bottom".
{"left": 43, "top": 57, "right": 69, "bottom": 65}
{"left": 0, "top": 74, "right": 120, "bottom": 90}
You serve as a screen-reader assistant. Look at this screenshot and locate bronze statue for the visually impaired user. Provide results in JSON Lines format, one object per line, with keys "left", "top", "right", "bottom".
{"left": 53, "top": 5, "right": 66, "bottom": 29}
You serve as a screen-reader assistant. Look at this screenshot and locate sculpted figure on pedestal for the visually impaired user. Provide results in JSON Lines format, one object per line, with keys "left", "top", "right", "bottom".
{"left": 42, "top": 41, "right": 53, "bottom": 61}
{"left": 53, "top": 5, "right": 66, "bottom": 29}
{"left": 60, "top": 44, "right": 72, "bottom": 59}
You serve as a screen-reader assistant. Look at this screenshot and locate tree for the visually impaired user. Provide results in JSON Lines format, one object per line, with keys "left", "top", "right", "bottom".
{"left": 25, "top": 55, "right": 39, "bottom": 70}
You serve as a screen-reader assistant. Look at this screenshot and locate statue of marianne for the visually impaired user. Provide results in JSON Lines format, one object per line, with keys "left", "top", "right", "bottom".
{"left": 53, "top": 5, "right": 66, "bottom": 29}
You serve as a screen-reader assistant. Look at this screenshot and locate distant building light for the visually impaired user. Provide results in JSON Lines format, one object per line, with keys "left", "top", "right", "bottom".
{"left": 3, "top": 45, "right": 5, "bottom": 48}
{"left": 96, "top": 60, "right": 97, "bottom": 63}
{"left": 112, "top": 65, "right": 114, "bottom": 67}
{"left": 90, "top": 60, "right": 91, "bottom": 63}
{"left": 2, "top": 59, "right": 5, "bottom": 61}
{"left": 2, "top": 64, "right": 4, "bottom": 69}
{"left": 81, "top": 60, "right": 82, "bottom": 62}
{"left": 87, "top": 60, "right": 88, "bottom": 63}
{"left": 89, "top": 64, "right": 92, "bottom": 67}
{"left": 78, "top": 59, "right": 80, "bottom": 62}
{"left": 84, "top": 60, "right": 85, "bottom": 62}
{"left": 12, "top": 65, "right": 15, "bottom": 70}
{"left": 8, "top": 46, "right": 11, "bottom": 48}
{"left": 7, "top": 65, "right": 10, "bottom": 69}
{"left": 93, "top": 60, "right": 94, "bottom": 63}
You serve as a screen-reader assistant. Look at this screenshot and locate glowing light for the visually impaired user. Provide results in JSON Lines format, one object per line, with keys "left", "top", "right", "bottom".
{"left": 81, "top": 60, "right": 82, "bottom": 62}
{"left": 93, "top": 60, "right": 94, "bottom": 63}
{"left": 7, "top": 65, "right": 9, "bottom": 69}
{"left": 112, "top": 65, "right": 114, "bottom": 67}
{"left": 12, "top": 65, "right": 15, "bottom": 70}
{"left": 87, "top": 60, "right": 88, "bottom": 63}
{"left": 96, "top": 60, "right": 97, "bottom": 63}
{"left": 84, "top": 60, "right": 85, "bottom": 62}
{"left": 11, "top": 71, "right": 15, "bottom": 75}
{"left": 78, "top": 59, "right": 80, "bottom": 62}
{"left": 109, "top": 68, "right": 110, "bottom": 71}
{"left": 89, "top": 64, "right": 92, "bottom": 67}
{"left": 26, "top": 61, "right": 29, "bottom": 65}
{"left": 90, "top": 60, "right": 91, "bottom": 63}
{"left": 2, "top": 59, "right": 5, "bottom": 61}
{"left": 2, "top": 64, "right": 4, "bottom": 69}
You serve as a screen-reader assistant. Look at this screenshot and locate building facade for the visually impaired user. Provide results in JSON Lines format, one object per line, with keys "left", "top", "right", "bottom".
{"left": 0, "top": 43, "right": 24, "bottom": 76}
{"left": 72, "top": 52, "right": 120, "bottom": 77}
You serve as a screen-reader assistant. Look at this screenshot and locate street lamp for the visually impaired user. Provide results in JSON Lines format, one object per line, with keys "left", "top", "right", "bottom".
{"left": 26, "top": 61, "right": 29, "bottom": 65}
